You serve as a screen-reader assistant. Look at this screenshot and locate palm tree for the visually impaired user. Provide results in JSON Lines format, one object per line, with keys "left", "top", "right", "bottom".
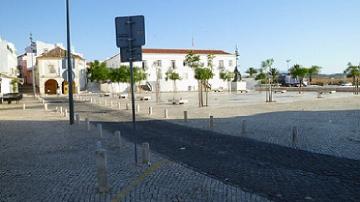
{"left": 269, "top": 68, "right": 280, "bottom": 84}
{"left": 261, "top": 58, "right": 274, "bottom": 102}
{"left": 246, "top": 67, "right": 258, "bottom": 78}
{"left": 289, "top": 64, "right": 308, "bottom": 93}
{"left": 165, "top": 70, "right": 181, "bottom": 102}
{"left": 220, "top": 70, "right": 235, "bottom": 92}
{"left": 344, "top": 62, "right": 360, "bottom": 85}
{"left": 308, "top": 65, "right": 321, "bottom": 83}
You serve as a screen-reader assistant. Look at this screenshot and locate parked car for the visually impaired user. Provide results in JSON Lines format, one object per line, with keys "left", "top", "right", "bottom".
{"left": 1, "top": 93, "right": 23, "bottom": 104}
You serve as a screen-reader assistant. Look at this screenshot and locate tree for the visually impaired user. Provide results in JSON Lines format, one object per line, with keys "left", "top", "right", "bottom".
{"left": 255, "top": 69, "right": 266, "bottom": 83}
{"left": 220, "top": 70, "right": 235, "bottom": 92}
{"left": 246, "top": 67, "right": 258, "bottom": 78}
{"left": 289, "top": 64, "right": 308, "bottom": 93}
{"left": 261, "top": 58, "right": 275, "bottom": 102}
{"left": 269, "top": 68, "right": 280, "bottom": 84}
{"left": 185, "top": 51, "right": 202, "bottom": 107}
{"left": 344, "top": 62, "right": 360, "bottom": 85}
{"left": 308, "top": 65, "right": 321, "bottom": 83}
{"left": 165, "top": 70, "right": 181, "bottom": 102}
{"left": 87, "top": 60, "right": 109, "bottom": 83}
{"left": 195, "top": 67, "right": 214, "bottom": 107}
{"left": 108, "top": 65, "right": 147, "bottom": 98}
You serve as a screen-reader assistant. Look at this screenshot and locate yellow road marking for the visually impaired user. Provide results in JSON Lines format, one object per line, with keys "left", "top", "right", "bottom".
{"left": 111, "top": 160, "right": 168, "bottom": 202}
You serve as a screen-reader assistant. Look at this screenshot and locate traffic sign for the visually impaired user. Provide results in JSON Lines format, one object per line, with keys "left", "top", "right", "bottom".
{"left": 62, "top": 70, "right": 75, "bottom": 82}
{"left": 115, "top": 15, "right": 145, "bottom": 48}
{"left": 120, "top": 46, "right": 142, "bottom": 62}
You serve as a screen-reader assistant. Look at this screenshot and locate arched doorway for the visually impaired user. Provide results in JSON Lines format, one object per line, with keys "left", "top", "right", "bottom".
{"left": 44, "top": 79, "right": 58, "bottom": 95}
{"left": 62, "top": 81, "right": 76, "bottom": 94}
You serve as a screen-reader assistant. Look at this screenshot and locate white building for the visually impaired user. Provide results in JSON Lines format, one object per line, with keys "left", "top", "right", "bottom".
{"left": 103, "top": 48, "right": 236, "bottom": 93}
{"left": 0, "top": 37, "right": 17, "bottom": 77}
{"left": 35, "top": 46, "right": 87, "bottom": 95}
{"left": 0, "top": 37, "right": 18, "bottom": 96}
{"left": 18, "top": 40, "right": 60, "bottom": 85}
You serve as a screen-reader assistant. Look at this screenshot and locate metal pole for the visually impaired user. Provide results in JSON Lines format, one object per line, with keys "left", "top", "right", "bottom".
{"left": 127, "top": 17, "right": 138, "bottom": 164}
{"left": 66, "top": 0, "right": 74, "bottom": 125}
{"left": 30, "top": 33, "right": 36, "bottom": 98}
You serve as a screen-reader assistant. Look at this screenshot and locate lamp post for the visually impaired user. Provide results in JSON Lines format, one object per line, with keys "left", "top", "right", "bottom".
{"left": 66, "top": 0, "right": 74, "bottom": 125}
{"left": 29, "top": 33, "right": 36, "bottom": 98}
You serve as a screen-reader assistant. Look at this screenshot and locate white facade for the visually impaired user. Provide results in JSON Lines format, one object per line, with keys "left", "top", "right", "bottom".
{"left": 0, "top": 37, "right": 17, "bottom": 77}
{"left": 103, "top": 48, "right": 236, "bottom": 93}
{"left": 36, "top": 47, "right": 87, "bottom": 95}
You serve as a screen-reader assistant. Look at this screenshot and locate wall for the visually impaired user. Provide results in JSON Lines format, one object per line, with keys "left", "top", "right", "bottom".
{"left": 104, "top": 52, "right": 236, "bottom": 93}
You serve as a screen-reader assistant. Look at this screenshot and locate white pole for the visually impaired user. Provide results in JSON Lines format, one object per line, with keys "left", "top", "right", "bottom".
{"left": 95, "top": 146, "right": 110, "bottom": 193}
{"left": 23, "top": 103, "right": 26, "bottom": 110}
{"left": 142, "top": 142, "right": 151, "bottom": 165}
{"left": 164, "top": 109, "right": 168, "bottom": 118}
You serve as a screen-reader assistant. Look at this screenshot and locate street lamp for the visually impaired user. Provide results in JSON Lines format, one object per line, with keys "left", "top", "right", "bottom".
{"left": 29, "top": 33, "right": 36, "bottom": 98}
{"left": 66, "top": 0, "right": 74, "bottom": 125}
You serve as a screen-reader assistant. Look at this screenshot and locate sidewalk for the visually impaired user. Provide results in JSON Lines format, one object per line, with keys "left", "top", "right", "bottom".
{"left": 0, "top": 97, "right": 268, "bottom": 202}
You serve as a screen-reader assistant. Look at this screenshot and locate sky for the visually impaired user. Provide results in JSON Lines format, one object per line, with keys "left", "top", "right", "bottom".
{"left": 1, "top": 0, "right": 359, "bottom": 74}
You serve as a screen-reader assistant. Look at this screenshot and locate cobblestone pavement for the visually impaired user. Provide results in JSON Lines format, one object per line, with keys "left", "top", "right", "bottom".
{"left": 0, "top": 97, "right": 267, "bottom": 202}
{"left": 49, "top": 94, "right": 360, "bottom": 201}
{"left": 74, "top": 93, "right": 360, "bottom": 160}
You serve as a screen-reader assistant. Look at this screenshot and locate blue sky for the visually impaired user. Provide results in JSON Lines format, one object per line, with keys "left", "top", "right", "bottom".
{"left": 1, "top": 0, "right": 359, "bottom": 73}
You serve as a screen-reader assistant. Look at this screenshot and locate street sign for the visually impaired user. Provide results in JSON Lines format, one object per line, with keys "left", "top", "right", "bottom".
{"left": 62, "top": 70, "right": 75, "bottom": 82}
{"left": 120, "top": 46, "right": 142, "bottom": 62}
{"left": 115, "top": 15, "right": 145, "bottom": 48}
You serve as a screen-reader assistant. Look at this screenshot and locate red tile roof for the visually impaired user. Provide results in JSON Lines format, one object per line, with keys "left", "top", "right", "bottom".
{"left": 142, "top": 48, "right": 231, "bottom": 55}
{"left": 37, "top": 47, "right": 84, "bottom": 60}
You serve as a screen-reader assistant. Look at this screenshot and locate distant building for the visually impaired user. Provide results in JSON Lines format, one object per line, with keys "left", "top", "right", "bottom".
{"left": 18, "top": 40, "right": 59, "bottom": 85}
{"left": 0, "top": 37, "right": 17, "bottom": 77}
{"left": 0, "top": 37, "right": 18, "bottom": 96}
{"left": 103, "top": 48, "right": 236, "bottom": 93}
{"left": 35, "top": 47, "right": 87, "bottom": 95}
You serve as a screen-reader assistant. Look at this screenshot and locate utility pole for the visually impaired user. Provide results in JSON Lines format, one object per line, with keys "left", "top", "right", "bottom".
{"left": 66, "top": 0, "right": 74, "bottom": 125}
{"left": 29, "top": 33, "right": 36, "bottom": 98}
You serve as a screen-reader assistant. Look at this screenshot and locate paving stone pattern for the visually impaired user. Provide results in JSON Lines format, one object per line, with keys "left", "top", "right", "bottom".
{"left": 0, "top": 98, "right": 266, "bottom": 202}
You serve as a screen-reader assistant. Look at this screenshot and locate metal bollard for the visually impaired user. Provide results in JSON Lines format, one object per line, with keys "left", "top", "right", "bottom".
{"left": 118, "top": 102, "right": 121, "bottom": 110}
{"left": 241, "top": 119, "right": 246, "bottom": 135}
{"left": 148, "top": 107, "right": 153, "bottom": 115}
{"left": 75, "top": 114, "right": 80, "bottom": 124}
{"left": 64, "top": 109, "right": 68, "bottom": 117}
{"left": 164, "top": 109, "right": 168, "bottom": 118}
{"left": 85, "top": 118, "right": 90, "bottom": 131}
{"left": 142, "top": 142, "right": 151, "bottom": 165}
{"left": 95, "top": 146, "right": 110, "bottom": 193}
{"left": 97, "top": 124, "right": 103, "bottom": 138}
{"left": 44, "top": 103, "right": 48, "bottom": 111}
{"left": 292, "top": 126, "right": 298, "bottom": 148}
{"left": 136, "top": 104, "right": 140, "bottom": 113}
{"left": 126, "top": 103, "right": 130, "bottom": 110}
{"left": 209, "top": 115, "right": 214, "bottom": 128}
{"left": 184, "top": 111, "right": 188, "bottom": 122}
{"left": 60, "top": 106, "right": 63, "bottom": 115}
{"left": 23, "top": 103, "right": 26, "bottom": 110}
{"left": 90, "top": 98, "right": 93, "bottom": 103}
{"left": 114, "top": 131, "right": 121, "bottom": 148}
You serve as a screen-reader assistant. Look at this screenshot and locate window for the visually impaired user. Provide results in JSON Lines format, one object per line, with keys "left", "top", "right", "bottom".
{"left": 48, "top": 65, "right": 56, "bottom": 74}
{"left": 142, "top": 60, "right": 148, "bottom": 70}
{"left": 154, "top": 60, "right": 162, "bottom": 67}
{"left": 229, "top": 60, "right": 233, "bottom": 67}
{"left": 171, "top": 60, "right": 176, "bottom": 69}
{"left": 219, "top": 60, "right": 224, "bottom": 69}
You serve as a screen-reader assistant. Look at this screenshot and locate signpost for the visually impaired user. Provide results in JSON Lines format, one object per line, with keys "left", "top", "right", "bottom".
{"left": 66, "top": 0, "right": 74, "bottom": 125}
{"left": 115, "top": 15, "right": 145, "bottom": 164}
